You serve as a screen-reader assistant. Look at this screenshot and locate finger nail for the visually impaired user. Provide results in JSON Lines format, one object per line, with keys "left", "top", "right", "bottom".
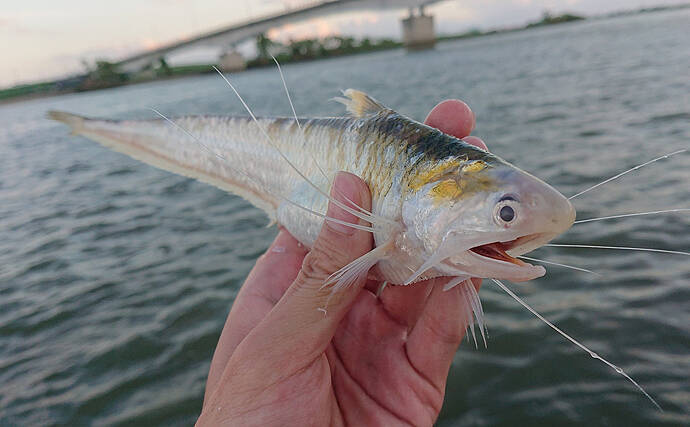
{"left": 325, "top": 172, "right": 360, "bottom": 235}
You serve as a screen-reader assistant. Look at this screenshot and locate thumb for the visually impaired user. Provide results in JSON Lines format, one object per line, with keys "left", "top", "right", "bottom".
{"left": 232, "top": 172, "right": 373, "bottom": 372}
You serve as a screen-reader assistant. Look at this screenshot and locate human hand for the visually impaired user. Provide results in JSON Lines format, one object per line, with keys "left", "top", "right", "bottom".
{"left": 199, "top": 100, "right": 486, "bottom": 426}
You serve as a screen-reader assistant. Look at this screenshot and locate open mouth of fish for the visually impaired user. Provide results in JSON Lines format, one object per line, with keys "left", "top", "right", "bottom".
{"left": 470, "top": 233, "right": 549, "bottom": 265}
{"left": 445, "top": 233, "right": 555, "bottom": 281}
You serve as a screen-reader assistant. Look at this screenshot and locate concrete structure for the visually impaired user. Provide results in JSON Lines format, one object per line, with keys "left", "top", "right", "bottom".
{"left": 219, "top": 50, "right": 247, "bottom": 72}
{"left": 402, "top": 8, "right": 436, "bottom": 49}
{"left": 116, "top": 0, "right": 445, "bottom": 73}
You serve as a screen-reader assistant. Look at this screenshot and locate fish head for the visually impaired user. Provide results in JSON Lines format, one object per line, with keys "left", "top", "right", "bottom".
{"left": 403, "top": 154, "right": 575, "bottom": 282}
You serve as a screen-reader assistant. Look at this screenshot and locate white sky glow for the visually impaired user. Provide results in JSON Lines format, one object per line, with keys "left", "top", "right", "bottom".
{"left": 0, "top": 0, "right": 685, "bottom": 88}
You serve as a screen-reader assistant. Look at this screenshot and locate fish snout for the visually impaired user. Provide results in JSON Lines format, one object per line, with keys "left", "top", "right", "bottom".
{"left": 507, "top": 171, "right": 576, "bottom": 237}
{"left": 545, "top": 191, "right": 576, "bottom": 235}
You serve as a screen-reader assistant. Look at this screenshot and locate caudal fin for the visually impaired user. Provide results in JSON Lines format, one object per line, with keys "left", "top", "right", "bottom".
{"left": 47, "top": 111, "right": 86, "bottom": 134}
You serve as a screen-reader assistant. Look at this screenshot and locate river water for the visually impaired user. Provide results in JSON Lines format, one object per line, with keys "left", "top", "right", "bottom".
{"left": 1, "top": 9, "right": 688, "bottom": 426}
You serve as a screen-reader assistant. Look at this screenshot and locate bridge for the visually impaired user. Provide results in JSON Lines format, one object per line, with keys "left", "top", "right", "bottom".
{"left": 117, "top": 0, "right": 445, "bottom": 72}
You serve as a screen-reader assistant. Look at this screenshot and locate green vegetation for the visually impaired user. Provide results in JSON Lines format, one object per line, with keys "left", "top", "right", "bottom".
{"left": 80, "top": 60, "right": 129, "bottom": 90}
{"left": 0, "top": 81, "right": 56, "bottom": 101}
{"left": 0, "top": 60, "right": 220, "bottom": 102}
{"left": 167, "top": 64, "right": 217, "bottom": 76}
{"left": 526, "top": 12, "right": 584, "bottom": 28}
{"left": 248, "top": 34, "right": 401, "bottom": 67}
{"left": 605, "top": 2, "right": 689, "bottom": 18}
{"left": 438, "top": 12, "right": 584, "bottom": 43}
{"left": 437, "top": 28, "right": 492, "bottom": 42}
{"left": 128, "top": 59, "right": 216, "bottom": 83}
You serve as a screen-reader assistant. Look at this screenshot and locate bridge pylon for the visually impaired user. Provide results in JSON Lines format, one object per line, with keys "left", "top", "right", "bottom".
{"left": 401, "top": 6, "right": 435, "bottom": 50}
{"left": 219, "top": 48, "right": 247, "bottom": 72}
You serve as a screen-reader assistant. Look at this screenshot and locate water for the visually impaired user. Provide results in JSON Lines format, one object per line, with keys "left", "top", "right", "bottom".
{"left": 1, "top": 9, "right": 688, "bottom": 426}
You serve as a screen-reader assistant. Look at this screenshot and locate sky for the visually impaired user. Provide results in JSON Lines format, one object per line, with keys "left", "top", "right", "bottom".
{"left": 0, "top": 0, "right": 686, "bottom": 88}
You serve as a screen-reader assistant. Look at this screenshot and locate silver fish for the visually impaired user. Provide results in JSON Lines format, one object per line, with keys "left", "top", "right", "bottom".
{"left": 49, "top": 90, "right": 574, "bottom": 291}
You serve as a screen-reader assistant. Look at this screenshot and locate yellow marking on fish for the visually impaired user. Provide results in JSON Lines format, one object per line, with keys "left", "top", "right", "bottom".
{"left": 462, "top": 160, "right": 487, "bottom": 174}
{"left": 429, "top": 167, "right": 498, "bottom": 204}
{"left": 432, "top": 179, "right": 463, "bottom": 200}
{"left": 409, "top": 158, "right": 463, "bottom": 191}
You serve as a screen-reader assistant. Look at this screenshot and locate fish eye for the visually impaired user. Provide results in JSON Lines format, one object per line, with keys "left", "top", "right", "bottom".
{"left": 500, "top": 205, "right": 515, "bottom": 222}
{"left": 494, "top": 196, "right": 519, "bottom": 226}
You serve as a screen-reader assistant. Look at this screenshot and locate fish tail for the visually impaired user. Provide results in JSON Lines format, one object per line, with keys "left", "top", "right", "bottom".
{"left": 48, "top": 111, "right": 284, "bottom": 220}
{"left": 47, "top": 111, "right": 86, "bottom": 135}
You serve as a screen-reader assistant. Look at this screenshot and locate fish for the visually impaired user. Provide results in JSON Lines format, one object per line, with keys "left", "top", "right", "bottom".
{"left": 47, "top": 87, "right": 667, "bottom": 410}
{"left": 47, "top": 89, "right": 573, "bottom": 288}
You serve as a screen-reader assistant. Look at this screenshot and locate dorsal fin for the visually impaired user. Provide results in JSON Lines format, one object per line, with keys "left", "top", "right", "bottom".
{"left": 333, "top": 89, "right": 388, "bottom": 117}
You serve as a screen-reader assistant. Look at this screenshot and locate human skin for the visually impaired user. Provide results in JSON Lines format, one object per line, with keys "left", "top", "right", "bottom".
{"left": 198, "top": 100, "right": 487, "bottom": 426}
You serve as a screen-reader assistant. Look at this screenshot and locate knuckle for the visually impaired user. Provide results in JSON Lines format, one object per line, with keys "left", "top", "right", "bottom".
{"left": 299, "top": 252, "right": 331, "bottom": 286}
{"left": 297, "top": 240, "right": 352, "bottom": 288}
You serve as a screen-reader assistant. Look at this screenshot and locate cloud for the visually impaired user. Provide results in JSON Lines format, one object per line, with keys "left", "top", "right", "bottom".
{"left": 0, "top": 17, "right": 33, "bottom": 34}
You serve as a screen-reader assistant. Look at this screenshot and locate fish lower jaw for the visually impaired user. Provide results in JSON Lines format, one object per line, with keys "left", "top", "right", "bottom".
{"left": 443, "top": 234, "right": 550, "bottom": 282}
{"left": 447, "top": 250, "right": 546, "bottom": 282}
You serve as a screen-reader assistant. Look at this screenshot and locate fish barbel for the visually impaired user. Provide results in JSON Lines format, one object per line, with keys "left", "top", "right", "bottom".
{"left": 48, "top": 89, "right": 575, "bottom": 290}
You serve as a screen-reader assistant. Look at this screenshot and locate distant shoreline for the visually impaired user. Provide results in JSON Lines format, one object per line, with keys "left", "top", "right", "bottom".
{"left": 2, "top": 4, "right": 687, "bottom": 105}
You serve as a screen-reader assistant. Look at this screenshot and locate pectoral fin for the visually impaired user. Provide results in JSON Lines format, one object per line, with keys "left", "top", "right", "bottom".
{"left": 322, "top": 239, "right": 394, "bottom": 293}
